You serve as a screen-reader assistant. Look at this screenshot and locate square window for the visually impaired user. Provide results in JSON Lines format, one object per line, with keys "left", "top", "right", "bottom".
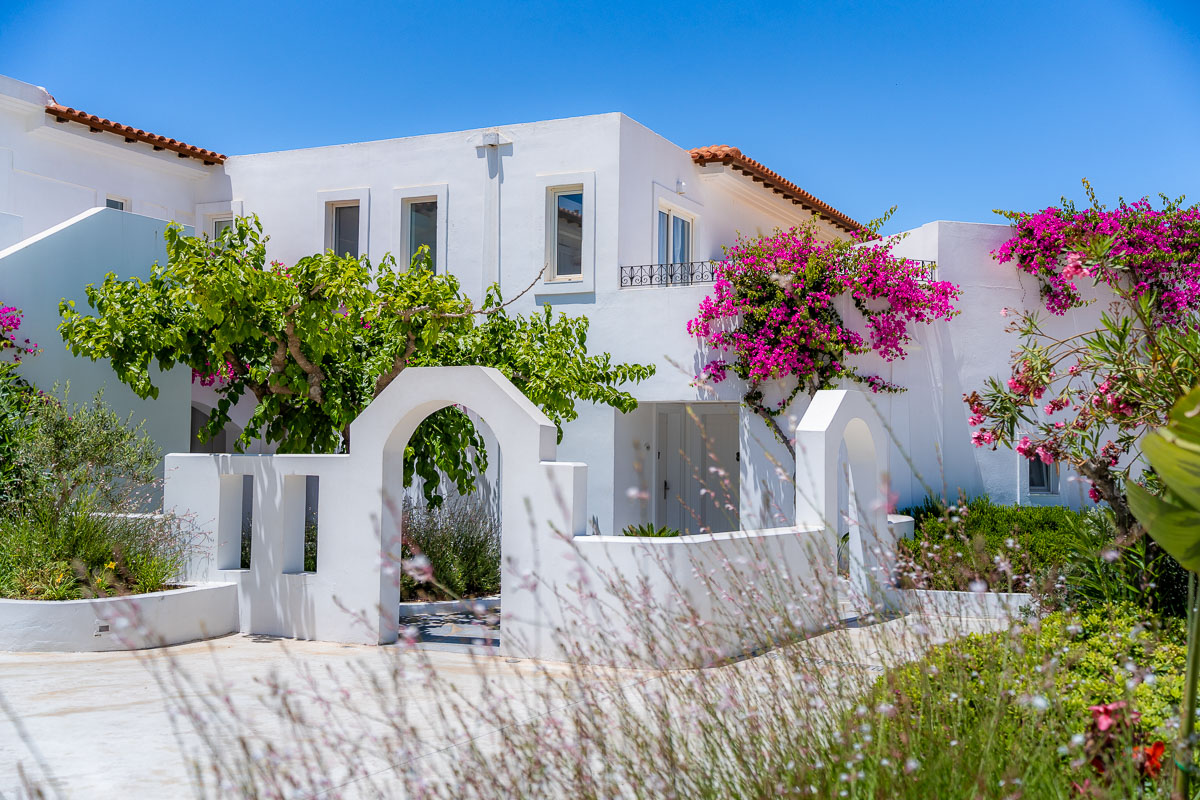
{"left": 551, "top": 189, "right": 583, "bottom": 279}
{"left": 407, "top": 200, "right": 438, "bottom": 269}
{"left": 105, "top": 197, "right": 126, "bottom": 211}
{"left": 331, "top": 203, "right": 360, "bottom": 258}
{"left": 212, "top": 217, "right": 233, "bottom": 238}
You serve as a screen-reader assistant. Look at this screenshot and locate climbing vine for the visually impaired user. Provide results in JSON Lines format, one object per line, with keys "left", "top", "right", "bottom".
{"left": 688, "top": 214, "right": 961, "bottom": 455}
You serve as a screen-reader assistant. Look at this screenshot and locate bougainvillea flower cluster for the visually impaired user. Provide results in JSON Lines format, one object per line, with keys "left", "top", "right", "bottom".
{"left": 0, "top": 304, "right": 38, "bottom": 363}
{"left": 995, "top": 197, "right": 1200, "bottom": 321}
{"left": 688, "top": 221, "right": 960, "bottom": 428}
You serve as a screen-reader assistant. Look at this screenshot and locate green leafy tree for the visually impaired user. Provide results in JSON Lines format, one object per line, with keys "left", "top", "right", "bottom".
{"left": 59, "top": 216, "right": 654, "bottom": 503}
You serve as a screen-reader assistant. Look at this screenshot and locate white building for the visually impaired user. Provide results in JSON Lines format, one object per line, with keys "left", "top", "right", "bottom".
{"left": 0, "top": 73, "right": 1090, "bottom": 539}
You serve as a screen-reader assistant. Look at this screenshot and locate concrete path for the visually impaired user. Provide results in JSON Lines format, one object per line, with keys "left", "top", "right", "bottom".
{"left": 0, "top": 612, "right": 1002, "bottom": 798}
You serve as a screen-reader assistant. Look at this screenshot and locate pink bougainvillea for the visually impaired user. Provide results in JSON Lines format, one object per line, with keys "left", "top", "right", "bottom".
{"left": 0, "top": 304, "right": 37, "bottom": 364}
{"left": 688, "top": 220, "right": 960, "bottom": 448}
{"left": 994, "top": 197, "right": 1200, "bottom": 322}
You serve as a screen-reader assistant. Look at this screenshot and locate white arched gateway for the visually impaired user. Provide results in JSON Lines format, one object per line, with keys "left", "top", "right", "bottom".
{"left": 164, "top": 366, "right": 587, "bottom": 661}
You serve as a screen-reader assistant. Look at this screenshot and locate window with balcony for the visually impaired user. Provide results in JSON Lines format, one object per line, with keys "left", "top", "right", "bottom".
{"left": 657, "top": 209, "right": 692, "bottom": 264}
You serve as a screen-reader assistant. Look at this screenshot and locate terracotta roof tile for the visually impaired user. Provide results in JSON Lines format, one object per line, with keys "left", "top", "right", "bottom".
{"left": 689, "top": 145, "right": 864, "bottom": 234}
{"left": 45, "top": 102, "right": 226, "bottom": 165}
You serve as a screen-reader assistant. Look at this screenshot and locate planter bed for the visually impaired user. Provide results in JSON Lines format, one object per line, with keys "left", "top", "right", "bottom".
{"left": 0, "top": 582, "right": 238, "bottom": 652}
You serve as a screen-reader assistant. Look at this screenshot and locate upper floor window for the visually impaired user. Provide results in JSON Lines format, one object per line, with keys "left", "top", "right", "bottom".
{"left": 1029, "top": 459, "right": 1060, "bottom": 495}
{"left": 551, "top": 187, "right": 583, "bottom": 280}
{"left": 105, "top": 196, "right": 127, "bottom": 211}
{"left": 406, "top": 199, "right": 438, "bottom": 269}
{"left": 328, "top": 202, "right": 360, "bottom": 258}
{"left": 658, "top": 208, "right": 692, "bottom": 264}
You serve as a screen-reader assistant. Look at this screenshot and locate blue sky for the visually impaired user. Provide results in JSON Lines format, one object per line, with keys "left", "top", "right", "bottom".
{"left": 2, "top": 0, "right": 1197, "bottom": 233}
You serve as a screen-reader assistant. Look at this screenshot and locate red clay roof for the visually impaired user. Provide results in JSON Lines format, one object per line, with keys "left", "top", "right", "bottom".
{"left": 45, "top": 102, "right": 226, "bottom": 165}
{"left": 689, "top": 145, "right": 864, "bottom": 234}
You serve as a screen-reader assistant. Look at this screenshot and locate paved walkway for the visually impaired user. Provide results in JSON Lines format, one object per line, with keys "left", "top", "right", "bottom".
{"left": 0, "top": 613, "right": 1001, "bottom": 798}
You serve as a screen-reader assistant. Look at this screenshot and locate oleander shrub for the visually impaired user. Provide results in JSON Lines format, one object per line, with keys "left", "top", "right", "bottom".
{"left": 399, "top": 496, "right": 500, "bottom": 601}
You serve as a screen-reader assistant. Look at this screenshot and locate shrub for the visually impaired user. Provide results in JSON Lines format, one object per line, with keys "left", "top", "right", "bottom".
{"left": 815, "top": 604, "right": 1183, "bottom": 796}
{"left": 621, "top": 523, "right": 681, "bottom": 538}
{"left": 0, "top": 497, "right": 187, "bottom": 599}
{"left": 897, "top": 495, "right": 1088, "bottom": 592}
{"left": 0, "top": 388, "right": 190, "bottom": 600}
{"left": 399, "top": 497, "right": 500, "bottom": 601}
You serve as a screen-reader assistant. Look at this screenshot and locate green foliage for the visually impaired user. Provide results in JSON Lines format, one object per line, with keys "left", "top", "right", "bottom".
{"left": 0, "top": 496, "right": 186, "bottom": 599}
{"left": 898, "top": 495, "right": 1088, "bottom": 591}
{"left": 59, "top": 217, "right": 654, "bottom": 505}
{"left": 19, "top": 387, "right": 159, "bottom": 514}
{"left": 806, "top": 605, "right": 1182, "bottom": 797}
{"left": 621, "top": 523, "right": 681, "bottom": 538}
{"left": 0, "top": 366, "right": 38, "bottom": 507}
{"left": 399, "top": 498, "right": 500, "bottom": 601}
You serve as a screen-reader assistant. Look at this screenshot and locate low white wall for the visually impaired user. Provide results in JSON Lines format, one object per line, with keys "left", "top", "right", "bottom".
{"left": 0, "top": 582, "right": 238, "bottom": 652}
{"left": 572, "top": 525, "right": 835, "bottom": 667}
{"left": 900, "top": 589, "right": 1033, "bottom": 621}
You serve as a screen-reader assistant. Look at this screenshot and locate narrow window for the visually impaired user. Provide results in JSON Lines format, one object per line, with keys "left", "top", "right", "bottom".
{"left": 212, "top": 217, "right": 233, "bottom": 238}
{"left": 240, "top": 475, "right": 254, "bottom": 569}
{"left": 552, "top": 189, "right": 583, "bottom": 279}
{"left": 408, "top": 200, "right": 438, "bottom": 269}
{"left": 331, "top": 203, "right": 360, "bottom": 257}
{"left": 105, "top": 197, "right": 126, "bottom": 211}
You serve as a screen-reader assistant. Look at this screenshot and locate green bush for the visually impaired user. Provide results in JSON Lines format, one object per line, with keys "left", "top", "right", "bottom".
{"left": 804, "top": 604, "right": 1184, "bottom": 797}
{"left": 0, "top": 497, "right": 186, "bottom": 599}
{"left": 902, "top": 495, "right": 1086, "bottom": 572}
{"left": 400, "top": 497, "right": 500, "bottom": 601}
{"left": 0, "top": 388, "right": 189, "bottom": 599}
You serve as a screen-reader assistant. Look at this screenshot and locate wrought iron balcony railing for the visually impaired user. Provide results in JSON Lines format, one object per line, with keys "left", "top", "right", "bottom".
{"left": 619, "top": 260, "right": 719, "bottom": 288}
{"left": 619, "top": 258, "right": 936, "bottom": 289}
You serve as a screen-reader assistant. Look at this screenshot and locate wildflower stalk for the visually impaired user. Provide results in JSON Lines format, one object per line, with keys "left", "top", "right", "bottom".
{"left": 1178, "top": 572, "right": 1200, "bottom": 798}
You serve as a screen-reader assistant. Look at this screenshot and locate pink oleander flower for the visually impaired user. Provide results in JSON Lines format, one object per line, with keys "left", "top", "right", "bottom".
{"left": 971, "top": 430, "right": 996, "bottom": 447}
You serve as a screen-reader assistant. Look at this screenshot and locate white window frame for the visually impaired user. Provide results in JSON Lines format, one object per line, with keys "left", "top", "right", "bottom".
{"left": 1027, "top": 458, "right": 1060, "bottom": 495}
{"left": 211, "top": 216, "right": 234, "bottom": 238}
{"left": 536, "top": 171, "right": 595, "bottom": 296}
{"left": 317, "top": 188, "right": 370, "bottom": 258}
{"left": 196, "top": 200, "right": 245, "bottom": 240}
{"left": 548, "top": 185, "right": 585, "bottom": 282}
{"left": 393, "top": 184, "right": 448, "bottom": 273}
